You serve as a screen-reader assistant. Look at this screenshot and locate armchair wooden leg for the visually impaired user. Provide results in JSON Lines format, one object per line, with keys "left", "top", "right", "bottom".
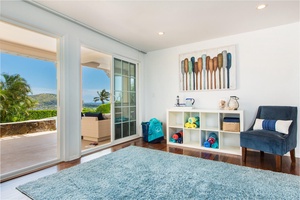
{"left": 242, "top": 147, "right": 247, "bottom": 162}
{"left": 290, "top": 149, "right": 296, "bottom": 163}
{"left": 260, "top": 151, "right": 264, "bottom": 156}
{"left": 275, "top": 155, "right": 282, "bottom": 172}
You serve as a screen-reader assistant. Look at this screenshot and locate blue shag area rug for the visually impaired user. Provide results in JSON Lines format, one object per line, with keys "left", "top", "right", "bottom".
{"left": 17, "top": 146, "right": 300, "bottom": 200}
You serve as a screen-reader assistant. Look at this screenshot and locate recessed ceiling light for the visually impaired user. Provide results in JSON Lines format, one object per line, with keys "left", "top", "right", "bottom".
{"left": 158, "top": 32, "right": 164, "bottom": 36}
{"left": 257, "top": 4, "right": 267, "bottom": 10}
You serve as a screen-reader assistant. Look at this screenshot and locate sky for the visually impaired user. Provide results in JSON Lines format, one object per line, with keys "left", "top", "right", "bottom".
{"left": 0, "top": 53, "right": 110, "bottom": 103}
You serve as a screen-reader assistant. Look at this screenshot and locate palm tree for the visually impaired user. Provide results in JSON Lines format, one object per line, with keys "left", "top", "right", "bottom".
{"left": 0, "top": 73, "right": 36, "bottom": 122}
{"left": 93, "top": 89, "right": 110, "bottom": 104}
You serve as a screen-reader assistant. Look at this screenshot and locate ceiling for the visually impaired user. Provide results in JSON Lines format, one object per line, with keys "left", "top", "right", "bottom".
{"left": 31, "top": 0, "right": 299, "bottom": 53}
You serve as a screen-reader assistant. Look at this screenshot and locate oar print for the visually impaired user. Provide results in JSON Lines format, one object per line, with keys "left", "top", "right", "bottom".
{"left": 181, "top": 60, "right": 185, "bottom": 90}
{"left": 197, "top": 57, "right": 203, "bottom": 90}
{"left": 194, "top": 61, "right": 199, "bottom": 90}
{"left": 222, "top": 50, "right": 227, "bottom": 89}
{"left": 201, "top": 54, "right": 206, "bottom": 89}
{"left": 209, "top": 58, "right": 213, "bottom": 90}
{"left": 184, "top": 58, "right": 188, "bottom": 90}
{"left": 226, "top": 53, "right": 232, "bottom": 89}
{"left": 213, "top": 57, "right": 218, "bottom": 89}
{"left": 206, "top": 56, "right": 210, "bottom": 89}
{"left": 188, "top": 60, "right": 193, "bottom": 90}
{"left": 217, "top": 53, "right": 223, "bottom": 89}
{"left": 191, "top": 57, "right": 195, "bottom": 90}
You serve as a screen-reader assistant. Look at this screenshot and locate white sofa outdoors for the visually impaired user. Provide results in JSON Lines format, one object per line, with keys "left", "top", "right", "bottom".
{"left": 81, "top": 113, "right": 111, "bottom": 142}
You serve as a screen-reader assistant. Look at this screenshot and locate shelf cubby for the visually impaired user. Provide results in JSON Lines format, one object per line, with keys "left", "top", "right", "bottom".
{"left": 167, "top": 109, "right": 244, "bottom": 155}
{"left": 168, "top": 111, "right": 184, "bottom": 127}
{"left": 183, "top": 129, "right": 200, "bottom": 147}
{"left": 200, "top": 112, "right": 219, "bottom": 130}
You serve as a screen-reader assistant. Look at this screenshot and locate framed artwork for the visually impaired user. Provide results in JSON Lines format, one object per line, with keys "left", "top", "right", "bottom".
{"left": 179, "top": 45, "right": 236, "bottom": 91}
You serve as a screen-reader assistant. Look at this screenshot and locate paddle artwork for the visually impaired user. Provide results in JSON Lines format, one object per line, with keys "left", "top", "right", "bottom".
{"left": 201, "top": 54, "right": 206, "bottom": 90}
{"left": 184, "top": 58, "right": 188, "bottom": 90}
{"left": 217, "top": 53, "right": 223, "bottom": 89}
{"left": 226, "top": 53, "right": 232, "bottom": 89}
{"left": 213, "top": 57, "right": 218, "bottom": 89}
{"left": 222, "top": 50, "right": 227, "bottom": 89}
{"left": 181, "top": 60, "right": 185, "bottom": 90}
{"left": 188, "top": 59, "right": 193, "bottom": 90}
{"left": 179, "top": 45, "right": 236, "bottom": 91}
{"left": 197, "top": 57, "right": 202, "bottom": 90}
{"left": 194, "top": 61, "right": 199, "bottom": 90}
{"left": 191, "top": 57, "right": 195, "bottom": 90}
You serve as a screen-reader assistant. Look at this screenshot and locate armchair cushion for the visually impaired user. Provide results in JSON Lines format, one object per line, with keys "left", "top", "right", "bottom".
{"left": 253, "top": 119, "right": 293, "bottom": 134}
{"left": 241, "top": 129, "right": 288, "bottom": 155}
{"left": 84, "top": 112, "right": 104, "bottom": 120}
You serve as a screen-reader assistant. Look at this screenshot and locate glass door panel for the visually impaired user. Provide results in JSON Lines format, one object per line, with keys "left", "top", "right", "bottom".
{"left": 114, "top": 58, "right": 137, "bottom": 140}
{"left": 81, "top": 46, "right": 112, "bottom": 151}
{"left": 130, "top": 122, "right": 136, "bottom": 136}
{"left": 130, "top": 92, "right": 136, "bottom": 106}
{"left": 114, "top": 59, "right": 122, "bottom": 74}
{"left": 130, "top": 78, "right": 136, "bottom": 91}
{"left": 122, "top": 61, "right": 129, "bottom": 76}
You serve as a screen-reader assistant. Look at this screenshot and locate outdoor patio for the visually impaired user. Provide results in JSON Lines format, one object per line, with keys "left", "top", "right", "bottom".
{"left": 0, "top": 131, "right": 110, "bottom": 175}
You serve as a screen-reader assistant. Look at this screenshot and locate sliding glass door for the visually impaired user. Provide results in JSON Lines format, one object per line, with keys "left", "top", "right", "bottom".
{"left": 0, "top": 21, "right": 59, "bottom": 178}
{"left": 80, "top": 46, "right": 112, "bottom": 151}
{"left": 114, "top": 58, "right": 137, "bottom": 140}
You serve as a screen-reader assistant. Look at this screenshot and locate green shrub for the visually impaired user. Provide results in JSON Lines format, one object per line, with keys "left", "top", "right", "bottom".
{"left": 96, "top": 103, "right": 110, "bottom": 113}
{"left": 81, "top": 107, "right": 96, "bottom": 113}
{"left": 26, "top": 110, "right": 57, "bottom": 120}
{"left": 0, "top": 73, "right": 37, "bottom": 123}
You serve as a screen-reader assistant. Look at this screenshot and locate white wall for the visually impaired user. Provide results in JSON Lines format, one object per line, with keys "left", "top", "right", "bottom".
{"left": 1, "top": 1, "right": 145, "bottom": 161}
{"left": 144, "top": 23, "right": 300, "bottom": 157}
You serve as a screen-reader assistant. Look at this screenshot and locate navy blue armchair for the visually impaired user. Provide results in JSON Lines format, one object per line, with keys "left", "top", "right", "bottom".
{"left": 240, "top": 106, "right": 297, "bottom": 171}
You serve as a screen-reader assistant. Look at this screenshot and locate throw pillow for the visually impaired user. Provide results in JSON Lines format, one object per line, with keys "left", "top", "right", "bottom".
{"left": 253, "top": 119, "right": 292, "bottom": 134}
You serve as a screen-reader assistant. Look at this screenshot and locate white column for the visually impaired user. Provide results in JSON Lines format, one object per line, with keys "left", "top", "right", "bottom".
{"left": 58, "top": 34, "right": 81, "bottom": 161}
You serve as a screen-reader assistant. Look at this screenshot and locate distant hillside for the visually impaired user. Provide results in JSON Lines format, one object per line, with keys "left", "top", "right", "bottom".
{"left": 30, "top": 93, "right": 57, "bottom": 110}
{"left": 29, "top": 93, "right": 104, "bottom": 110}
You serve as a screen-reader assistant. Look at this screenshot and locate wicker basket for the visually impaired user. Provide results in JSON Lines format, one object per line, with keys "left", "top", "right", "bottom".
{"left": 222, "top": 122, "right": 240, "bottom": 132}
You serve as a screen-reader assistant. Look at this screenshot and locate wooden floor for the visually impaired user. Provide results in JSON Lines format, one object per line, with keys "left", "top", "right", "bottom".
{"left": 1, "top": 138, "right": 299, "bottom": 199}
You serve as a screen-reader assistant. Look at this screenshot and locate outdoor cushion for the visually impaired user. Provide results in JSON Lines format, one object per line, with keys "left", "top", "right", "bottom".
{"left": 84, "top": 112, "right": 104, "bottom": 120}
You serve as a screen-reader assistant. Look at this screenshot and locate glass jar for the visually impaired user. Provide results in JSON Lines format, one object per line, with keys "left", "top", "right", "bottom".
{"left": 228, "top": 96, "right": 239, "bottom": 110}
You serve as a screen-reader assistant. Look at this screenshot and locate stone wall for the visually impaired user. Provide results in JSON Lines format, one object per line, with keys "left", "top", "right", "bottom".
{"left": 0, "top": 119, "right": 56, "bottom": 137}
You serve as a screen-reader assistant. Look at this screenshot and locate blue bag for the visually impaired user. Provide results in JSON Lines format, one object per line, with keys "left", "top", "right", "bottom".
{"left": 142, "top": 118, "right": 164, "bottom": 143}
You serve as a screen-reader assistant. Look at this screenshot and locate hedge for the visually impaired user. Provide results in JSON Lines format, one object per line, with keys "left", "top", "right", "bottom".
{"left": 27, "top": 110, "right": 57, "bottom": 120}
{"left": 24, "top": 104, "right": 110, "bottom": 121}
{"left": 96, "top": 103, "right": 110, "bottom": 113}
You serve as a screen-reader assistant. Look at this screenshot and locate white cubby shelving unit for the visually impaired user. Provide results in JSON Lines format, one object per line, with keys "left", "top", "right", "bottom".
{"left": 167, "top": 108, "right": 244, "bottom": 155}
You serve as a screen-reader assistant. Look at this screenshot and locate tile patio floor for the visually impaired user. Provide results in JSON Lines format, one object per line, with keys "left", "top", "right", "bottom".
{"left": 0, "top": 131, "right": 109, "bottom": 175}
